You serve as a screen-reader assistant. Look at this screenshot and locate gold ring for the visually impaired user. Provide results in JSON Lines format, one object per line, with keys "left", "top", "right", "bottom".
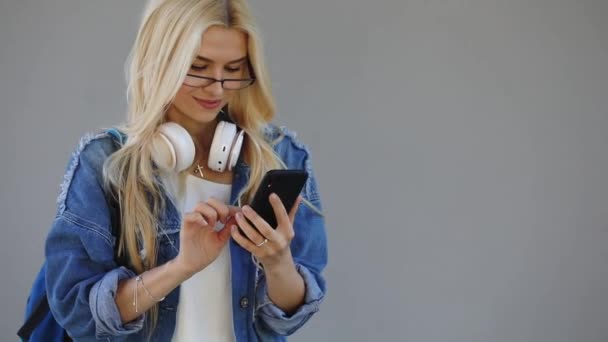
{"left": 255, "top": 238, "right": 268, "bottom": 247}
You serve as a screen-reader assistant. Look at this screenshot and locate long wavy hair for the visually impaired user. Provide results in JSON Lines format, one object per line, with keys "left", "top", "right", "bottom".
{"left": 102, "top": 0, "right": 287, "bottom": 332}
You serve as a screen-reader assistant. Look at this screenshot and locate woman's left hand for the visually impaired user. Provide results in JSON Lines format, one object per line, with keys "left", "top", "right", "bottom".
{"left": 231, "top": 193, "right": 302, "bottom": 269}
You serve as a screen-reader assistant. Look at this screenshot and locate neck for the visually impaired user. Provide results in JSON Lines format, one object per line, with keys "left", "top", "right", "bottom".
{"left": 165, "top": 108, "right": 219, "bottom": 155}
{"left": 192, "top": 122, "right": 216, "bottom": 155}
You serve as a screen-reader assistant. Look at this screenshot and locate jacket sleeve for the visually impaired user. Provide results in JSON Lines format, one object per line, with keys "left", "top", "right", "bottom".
{"left": 254, "top": 131, "right": 328, "bottom": 336}
{"left": 45, "top": 134, "right": 144, "bottom": 340}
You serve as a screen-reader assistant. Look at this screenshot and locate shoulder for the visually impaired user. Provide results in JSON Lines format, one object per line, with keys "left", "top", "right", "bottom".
{"left": 56, "top": 129, "right": 123, "bottom": 214}
{"left": 263, "top": 123, "right": 321, "bottom": 203}
{"left": 263, "top": 124, "right": 312, "bottom": 163}
{"left": 72, "top": 129, "right": 124, "bottom": 163}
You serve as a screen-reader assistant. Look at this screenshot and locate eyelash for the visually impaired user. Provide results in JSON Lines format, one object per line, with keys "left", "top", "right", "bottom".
{"left": 190, "top": 65, "right": 241, "bottom": 73}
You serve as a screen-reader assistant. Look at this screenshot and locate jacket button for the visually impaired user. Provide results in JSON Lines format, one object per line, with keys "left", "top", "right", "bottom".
{"left": 240, "top": 297, "right": 249, "bottom": 309}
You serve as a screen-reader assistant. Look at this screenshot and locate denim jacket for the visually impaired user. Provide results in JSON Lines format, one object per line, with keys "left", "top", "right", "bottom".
{"left": 44, "top": 124, "right": 328, "bottom": 341}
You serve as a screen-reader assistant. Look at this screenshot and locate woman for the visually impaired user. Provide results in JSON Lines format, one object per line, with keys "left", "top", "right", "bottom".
{"left": 43, "top": 0, "right": 327, "bottom": 340}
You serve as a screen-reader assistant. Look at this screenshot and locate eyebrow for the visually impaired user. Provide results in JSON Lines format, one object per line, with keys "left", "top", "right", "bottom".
{"left": 195, "top": 55, "right": 247, "bottom": 64}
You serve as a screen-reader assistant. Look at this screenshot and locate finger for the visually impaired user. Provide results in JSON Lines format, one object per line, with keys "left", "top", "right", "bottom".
{"left": 227, "top": 205, "right": 241, "bottom": 216}
{"left": 193, "top": 202, "right": 218, "bottom": 227}
{"left": 224, "top": 206, "right": 241, "bottom": 223}
{"left": 242, "top": 205, "right": 277, "bottom": 241}
{"left": 216, "top": 224, "right": 232, "bottom": 244}
{"left": 239, "top": 202, "right": 273, "bottom": 231}
{"left": 235, "top": 211, "right": 266, "bottom": 245}
{"left": 183, "top": 212, "right": 208, "bottom": 227}
{"left": 230, "top": 225, "right": 258, "bottom": 254}
{"left": 288, "top": 195, "right": 303, "bottom": 223}
{"left": 224, "top": 216, "right": 237, "bottom": 230}
{"left": 268, "top": 193, "right": 290, "bottom": 229}
{"left": 240, "top": 205, "right": 274, "bottom": 237}
{"left": 207, "top": 197, "right": 230, "bottom": 223}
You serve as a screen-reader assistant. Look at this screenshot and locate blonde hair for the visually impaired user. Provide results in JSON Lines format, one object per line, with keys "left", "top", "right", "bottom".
{"left": 102, "top": 0, "right": 287, "bottom": 333}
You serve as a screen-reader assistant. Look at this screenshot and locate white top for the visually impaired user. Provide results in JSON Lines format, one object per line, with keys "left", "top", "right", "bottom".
{"left": 171, "top": 175, "right": 236, "bottom": 342}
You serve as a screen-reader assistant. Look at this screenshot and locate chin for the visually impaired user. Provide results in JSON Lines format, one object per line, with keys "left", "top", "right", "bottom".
{"left": 167, "top": 100, "right": 225, "bottom": 126}
{"left": 187, "top": 106, "right": 223, "bottom": 123}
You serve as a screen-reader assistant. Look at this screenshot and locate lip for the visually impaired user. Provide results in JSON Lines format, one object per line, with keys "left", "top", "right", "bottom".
{"left": 194, "top": 98, "right": 222, "bottom": 109}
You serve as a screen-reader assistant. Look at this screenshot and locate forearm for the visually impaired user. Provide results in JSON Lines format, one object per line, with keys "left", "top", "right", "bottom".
{"left": 115, "top": 259, "right": 191, "bottom": 323}
{"left": 264, "top": 258, "right": 306, "bottom": 315}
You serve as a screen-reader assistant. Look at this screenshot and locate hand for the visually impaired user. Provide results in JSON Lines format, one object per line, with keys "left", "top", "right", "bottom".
{"left": 231, "top": 193, "right": 302, "bottom": 270}
{"left": 174, "top": 197, "right": 240, "bottom": 278}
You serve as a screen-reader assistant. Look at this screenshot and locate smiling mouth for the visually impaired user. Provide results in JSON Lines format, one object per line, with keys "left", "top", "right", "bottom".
{"left": 194, "top": 98, "right": 222, "bottom": 109}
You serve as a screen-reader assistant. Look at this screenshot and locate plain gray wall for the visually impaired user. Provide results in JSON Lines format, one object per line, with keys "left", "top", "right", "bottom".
{"left": 2, "top": 0, "right": 608, "bottom": 341}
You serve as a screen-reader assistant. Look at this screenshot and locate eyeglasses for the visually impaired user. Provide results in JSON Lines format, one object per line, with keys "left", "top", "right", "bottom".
{"left": 183, "top": 74, "right": 256, "bottom": 90}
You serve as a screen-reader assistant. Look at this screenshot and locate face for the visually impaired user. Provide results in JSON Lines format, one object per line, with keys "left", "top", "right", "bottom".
{"left": 166, "top": 25, "right": 249, "bottom": 128}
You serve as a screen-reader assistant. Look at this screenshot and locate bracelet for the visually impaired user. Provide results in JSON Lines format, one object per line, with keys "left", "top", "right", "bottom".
{"left": 132, "top": 276, "right": 138, "bottom": 313}
{"left": 132, "top": 275, "right": 165, "bottom": 313}
{"left": 137, "top": 275, "right": 166, "bottom": 302}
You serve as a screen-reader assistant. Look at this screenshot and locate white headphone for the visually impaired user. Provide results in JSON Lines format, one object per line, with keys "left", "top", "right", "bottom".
{"left": 151, "top": 120, "right": 245, "bottom": 173}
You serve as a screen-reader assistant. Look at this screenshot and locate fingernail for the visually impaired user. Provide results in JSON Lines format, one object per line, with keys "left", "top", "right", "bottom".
{"left": 231, "top": 225, "right": 237, "bottom": 233}
{"left": 235, "top": 213, "right": 242, "bottom": 220}
{"left": 241, "top": 206, "right": 251, "bottom": 214}
{"left": 270, "top": 193, "right": 278, "bottom": 200}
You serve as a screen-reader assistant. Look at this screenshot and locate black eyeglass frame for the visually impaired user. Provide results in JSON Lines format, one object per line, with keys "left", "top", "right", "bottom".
{"left": 183, "top": 58, "right": 257, "bottom": 90}
{"left": 183, "top": 74, "right": 256, "bottom": 90}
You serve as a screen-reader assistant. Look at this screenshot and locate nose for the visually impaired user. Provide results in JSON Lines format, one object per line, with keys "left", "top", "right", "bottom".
{"left": 204, "top": 78, "right": 224, "bottom": 97}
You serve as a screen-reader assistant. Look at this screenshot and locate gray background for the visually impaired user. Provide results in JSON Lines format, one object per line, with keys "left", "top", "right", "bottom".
{"left": 2, "top": 0, "right": 607, "bottom": 341}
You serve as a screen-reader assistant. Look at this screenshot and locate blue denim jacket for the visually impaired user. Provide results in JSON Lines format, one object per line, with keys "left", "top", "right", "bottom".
{"left": 44, "top": 124, "right": 328, "bottom": 341}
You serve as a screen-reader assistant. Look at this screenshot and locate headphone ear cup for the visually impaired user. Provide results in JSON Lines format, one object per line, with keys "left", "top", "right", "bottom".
{"left": 151, "top": 122, "right": 195, "bottom": 172}
{"left": 227, "top": 130, "right": 244, "bottom": 171}
{"left": 208, "top": 121, "right": 237, "bottom": 172}
{"left": 151, "top": 131, "right": 176, "bottom": 171}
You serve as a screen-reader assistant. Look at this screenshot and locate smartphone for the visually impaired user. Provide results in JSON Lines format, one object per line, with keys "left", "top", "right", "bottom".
{"left": 246, "top": 169, "right": 308, "bottom": 229}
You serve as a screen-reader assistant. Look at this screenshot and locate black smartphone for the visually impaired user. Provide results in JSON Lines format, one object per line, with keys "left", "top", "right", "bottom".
{"left": 246, "top": 169, "right": 308, "bottom": 229}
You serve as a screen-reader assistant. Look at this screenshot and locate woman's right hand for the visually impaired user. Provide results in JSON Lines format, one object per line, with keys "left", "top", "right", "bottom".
{"left": 174, "top": 197, "right": 240, "bottom": 278}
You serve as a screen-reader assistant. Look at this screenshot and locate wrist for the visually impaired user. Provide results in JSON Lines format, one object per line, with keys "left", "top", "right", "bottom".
{"left": 167, "top": 257, "right": 195, "bottom": 282}
{"left": 263, "top": 256, "right": 297, "bottom": 277}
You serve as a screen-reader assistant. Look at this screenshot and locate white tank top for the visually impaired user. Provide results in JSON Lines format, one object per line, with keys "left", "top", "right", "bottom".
{"left": 171, "top": 175, "right": 236, "bottom": 342}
